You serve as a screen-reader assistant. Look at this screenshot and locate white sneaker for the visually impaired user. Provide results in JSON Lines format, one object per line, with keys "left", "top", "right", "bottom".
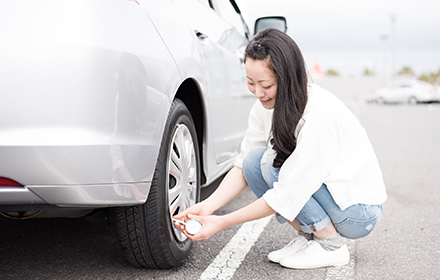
{"left": 268, "top": 235, "right": 308, "bottom": 263}
{"left": 280, "top": 240, "right": 349, "bottom": 269}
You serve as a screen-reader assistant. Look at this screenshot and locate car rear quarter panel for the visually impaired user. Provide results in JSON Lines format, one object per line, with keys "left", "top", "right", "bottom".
{"left": 0, "top": 0, "right": 179, "bottom": 188}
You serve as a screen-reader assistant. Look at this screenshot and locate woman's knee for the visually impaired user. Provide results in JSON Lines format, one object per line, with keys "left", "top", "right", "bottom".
{"left": 242, "top": 146, "right": 267, "bottom": 174}
{"left": 242, "top": 146, "right": 272, "bottom": 198}
{"left": 334, "top": 204, "right": 384, "bottom": 239}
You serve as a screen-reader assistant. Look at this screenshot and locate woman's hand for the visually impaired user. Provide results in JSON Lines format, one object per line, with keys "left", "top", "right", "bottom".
{"left": 173, "top": 202, "right": 226, "bottom": 241}
{"left": 173, "top": 201, "right": 213, "bottom": 236}
{"left": 174, "top": 197, "right": 275, "bottom": 242}
{"left": 172, "top": 166, "right": 250, "bottom": 241}
{"left": 175, "top": 214, "right": 226, "bottom": 242}
{"left": 173, "top": 201, "right": 213, "bottom": 221}
{"left": 174, "top": 166, "right": 246, "bottom": 223}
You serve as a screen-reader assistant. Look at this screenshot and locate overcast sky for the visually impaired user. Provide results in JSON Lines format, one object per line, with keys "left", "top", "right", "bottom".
{"left": 243, "top": 0, "right": 440, "bottom": 77}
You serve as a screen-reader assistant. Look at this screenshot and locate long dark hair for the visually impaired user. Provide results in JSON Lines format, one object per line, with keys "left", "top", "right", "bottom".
{"left": 244, "top": 28, "right": 308, "bottom": 168}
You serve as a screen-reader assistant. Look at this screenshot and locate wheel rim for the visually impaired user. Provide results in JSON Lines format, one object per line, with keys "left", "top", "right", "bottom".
{"left": 408, "top": 97, "right": 417, "bottom": 105}
{"left": 167, "top": 123, "right": 198, "bottom": 242}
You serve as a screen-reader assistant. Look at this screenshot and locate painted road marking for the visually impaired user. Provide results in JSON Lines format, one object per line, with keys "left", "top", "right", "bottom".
{"left": 325, "top": 239, "right": 356, "bottom": 280}
{"left": 199, "top": 216, "right": 356, "bottom": 280}
{"left": 199, "top": 215, "right": 272, "bottom": 280}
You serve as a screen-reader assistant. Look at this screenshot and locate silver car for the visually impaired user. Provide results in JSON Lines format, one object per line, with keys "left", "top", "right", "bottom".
{"left": 374, "top": 79, "right": 440, "bottom": 105}
{"left": 0, "top": 0, "right": 285, "bottom": 268}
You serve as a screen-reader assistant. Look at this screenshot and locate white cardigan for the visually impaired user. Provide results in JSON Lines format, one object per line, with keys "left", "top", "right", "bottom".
{"left": 235, "top": 84, "right": 387, "bottom": 221}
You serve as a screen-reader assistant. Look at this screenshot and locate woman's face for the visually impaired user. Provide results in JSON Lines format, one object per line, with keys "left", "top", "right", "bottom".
{"left": 245, "top": 58, "right": 277, "bottom": 110}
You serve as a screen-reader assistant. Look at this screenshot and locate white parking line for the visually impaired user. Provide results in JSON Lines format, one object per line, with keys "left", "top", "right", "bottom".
{"left": 199, "top": 216, "right": 356, "bottom": 280}
{"left": 325, "top": 239, "right": 356, "bottom": 280}
{"left": 199, "top": 215, "right": 272, "bottom": 280}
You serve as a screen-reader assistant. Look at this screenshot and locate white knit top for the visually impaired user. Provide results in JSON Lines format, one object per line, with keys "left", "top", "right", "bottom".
{"left": 235, "top": 84, "right": 387, "bottom": 221}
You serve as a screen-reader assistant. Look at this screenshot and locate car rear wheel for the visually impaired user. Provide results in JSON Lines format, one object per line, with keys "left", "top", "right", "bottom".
{"left": 375, "top": 97, "right": 384, "bottom": 105}
{"left": 408, "top": 96, "right": 418, "bottom": 105}
{"left": 113, "top": 99, "right": 200, "bottom": 268}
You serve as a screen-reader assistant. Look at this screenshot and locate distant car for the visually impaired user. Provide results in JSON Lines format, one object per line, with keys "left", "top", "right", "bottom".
{"left": 374, "top": 80, "right": 440, "bottom": 105}
{"left": 0, "top": 0, "right": 286, "bottom": 269}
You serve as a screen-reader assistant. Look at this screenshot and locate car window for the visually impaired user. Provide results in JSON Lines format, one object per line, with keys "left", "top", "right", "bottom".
{"left": 197, "top": 0, "right": 212, "bottom": 8}
{"left": 212, "top": 0, "right": 245, "bottom": 36}
{"left": 392, "top": 82, "right": 410, "bottom": 88}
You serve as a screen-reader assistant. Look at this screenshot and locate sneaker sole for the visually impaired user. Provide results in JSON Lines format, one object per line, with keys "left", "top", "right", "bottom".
{"left": 280, "top": 260, "right": 349, "bottom": 270}
{"left": 268, "top": 256, "right": 281, "bottom": 263}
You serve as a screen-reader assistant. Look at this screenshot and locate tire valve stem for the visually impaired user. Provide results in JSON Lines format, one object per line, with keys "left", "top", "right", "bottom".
{"left": 172, "top": 218, "right": 202, "bottom": 235}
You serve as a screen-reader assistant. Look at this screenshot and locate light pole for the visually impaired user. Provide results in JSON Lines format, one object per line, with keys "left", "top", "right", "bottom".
{"left": 379, "top": 34, "right": 389, "bottom": 85}
{"left": 388, "top": 13, "right": 397, "bottom": 83}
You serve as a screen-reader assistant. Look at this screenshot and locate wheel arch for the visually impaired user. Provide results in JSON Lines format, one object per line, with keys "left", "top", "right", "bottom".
{"left": 174, "top": 78, "right": 207, "bottom": 185}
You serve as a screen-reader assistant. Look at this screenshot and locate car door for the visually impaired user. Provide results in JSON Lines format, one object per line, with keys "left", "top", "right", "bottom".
{"left": 396, "top": 82, "right": 413, "bottom": 102}
{"left": 388, "top": 82, "right": 404, "bottom": 103}
{"left": 175, "top": 0, "right": 251, "bottom": 164}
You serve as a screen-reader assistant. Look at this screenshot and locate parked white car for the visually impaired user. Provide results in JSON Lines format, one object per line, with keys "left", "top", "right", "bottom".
{"left": 374, "top": 79, "right": 440, "bottom": 105}
{"left": 0, "top": 0, "right": 285, "bottom": 269}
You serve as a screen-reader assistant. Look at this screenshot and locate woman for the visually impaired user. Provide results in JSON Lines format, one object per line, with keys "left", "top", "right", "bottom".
{"left": 174, "top": 28, "right": 387, "bottom": 269}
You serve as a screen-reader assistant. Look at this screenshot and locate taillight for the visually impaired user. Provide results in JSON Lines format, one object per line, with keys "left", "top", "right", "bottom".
{"left": 0, "top": 177, "right": 23, "bottom": 187}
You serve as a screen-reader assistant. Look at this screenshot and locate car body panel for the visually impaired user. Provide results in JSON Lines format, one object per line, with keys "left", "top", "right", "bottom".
{"left": 173, "top": 0, "right": 254, "bottom": 184}
{"left": 0, "top": 0, "right": 181, "bottom": 207}
{"left": 0, "top": 0, "right": 256, "bottom": 209}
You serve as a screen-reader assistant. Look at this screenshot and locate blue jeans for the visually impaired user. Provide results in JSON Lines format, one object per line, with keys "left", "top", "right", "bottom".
{"left": 242, "top": 146, "right": 383, "bottom": 239}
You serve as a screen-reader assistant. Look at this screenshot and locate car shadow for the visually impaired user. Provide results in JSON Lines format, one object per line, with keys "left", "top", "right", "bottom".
{"left": 0, "top": 176, "right": 226, "bottom": 279}
{"left": 0, "top": 213, "right": 144, "bottom": 279}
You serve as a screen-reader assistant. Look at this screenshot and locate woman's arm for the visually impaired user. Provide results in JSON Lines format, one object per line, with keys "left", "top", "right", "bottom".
{"left": 174, "top": 165, "right": 248, "bottom": 218}
{"left": 222, "top": 196, "right": 275, "bottom": 227}
{"left": 202, "top": 166, "right": 249, "bottom": 213}
{"left": 174, "top": 166, "right": 276, "bottom": 241}
{"left": 182, "top": 197, "right": 275, "bottom": 241}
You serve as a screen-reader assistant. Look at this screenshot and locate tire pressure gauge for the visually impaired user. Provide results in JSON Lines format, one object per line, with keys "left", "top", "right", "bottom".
{"left": 173, "top": 218, "right": 202, "bottom": 235}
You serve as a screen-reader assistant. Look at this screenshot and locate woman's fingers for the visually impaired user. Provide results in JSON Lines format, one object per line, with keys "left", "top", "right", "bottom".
{"left": 174, "top": 203, "right": 203, "bottom": 220}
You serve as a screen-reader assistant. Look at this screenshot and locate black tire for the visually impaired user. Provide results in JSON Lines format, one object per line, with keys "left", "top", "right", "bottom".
{"left": 113, "top": 99, "right": 200, "bottom": 268}
{"left": 375, "top": 97, "right": 384, "bottom": 105}
{"left": 408, "top": 96, "right": 418, "bottom": 105}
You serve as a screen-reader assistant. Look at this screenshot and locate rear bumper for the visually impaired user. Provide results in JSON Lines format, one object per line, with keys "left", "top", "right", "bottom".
{"left": 0, "top": 143, "right": 158, "bottom": 210}
{"left": 0, "top": 182, "right": 150, "bottom": 209}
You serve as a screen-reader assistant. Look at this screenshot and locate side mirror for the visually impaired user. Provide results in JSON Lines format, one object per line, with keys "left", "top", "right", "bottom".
{"left": 254, "top": 16, "right": 287, "bottom": 35}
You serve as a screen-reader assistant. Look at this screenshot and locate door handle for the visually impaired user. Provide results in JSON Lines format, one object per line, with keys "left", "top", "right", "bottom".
{"left": 195, "top": 30, "right": 208, "bottom": 40}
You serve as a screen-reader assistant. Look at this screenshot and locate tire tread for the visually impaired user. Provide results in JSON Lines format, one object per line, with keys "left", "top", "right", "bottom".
{"left": 112, "top": 99, "right": 198, "bottom": 268}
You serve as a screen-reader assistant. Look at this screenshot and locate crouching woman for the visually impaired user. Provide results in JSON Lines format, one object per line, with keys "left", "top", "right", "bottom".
{"left": 174, "top": 28, "right": 387, "bottom": 269}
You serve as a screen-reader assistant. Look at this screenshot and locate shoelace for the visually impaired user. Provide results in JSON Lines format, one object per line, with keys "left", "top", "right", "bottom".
{"left": 302, "top": 240, "right": 315, "bottom": 249}
{"left": 285, "top": 237, "right": 305, "bottom": 248}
